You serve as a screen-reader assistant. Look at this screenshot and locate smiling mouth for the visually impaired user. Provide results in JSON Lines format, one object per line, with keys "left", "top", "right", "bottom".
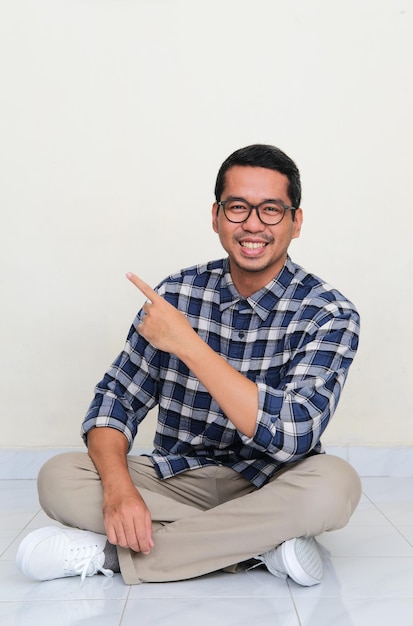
{"left": 240, "top": 242, "right": 267, "bottom": 250}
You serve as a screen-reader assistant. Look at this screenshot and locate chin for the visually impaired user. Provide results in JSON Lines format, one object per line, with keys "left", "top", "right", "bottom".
{"left": 233, "top": 258, "right": 272, "bottom": 274}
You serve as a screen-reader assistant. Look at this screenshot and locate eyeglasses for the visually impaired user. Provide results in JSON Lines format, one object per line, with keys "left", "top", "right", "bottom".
{"left": 217, "top": 198, "right": 296, "bottom": 226}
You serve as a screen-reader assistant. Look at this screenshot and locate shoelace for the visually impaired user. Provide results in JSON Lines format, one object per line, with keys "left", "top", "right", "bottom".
{"left": 78, "top": 557, "right": 114, "bottom": 584}
{"left": 65, "top": 545, "right": 114, "bottom": 584}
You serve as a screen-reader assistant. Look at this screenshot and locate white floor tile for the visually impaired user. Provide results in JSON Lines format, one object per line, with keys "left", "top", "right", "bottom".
{"left": 0, "top": 489, "right": 41, "bottom": 530}
{"left": 0, "top": 511, "right": 39, "bottom": 530}
{"left": 0, "top": 489, "right": 39, "bottom": 508}
{"left": 123, "top": 597, "right": 300, "bottom": 626}
{"left": 0, "top": 600, "right": 126, "bottom": 626}
{"left": 398, "top": 527, "right": 413, "bottom": 545}
{"left": 361, "top": 477, "right": 413, "bottom": 525}
{"left": 318, "top": 524, "right": 413, "bottom": 557}
{"left": 294, "top": 597, "right": 413, "bottom": 626}
{"left": 0, "top": 530, "right": 21, "bottom": 557}
{"left": 0, "top": 480, "right": 37, "bottom": 489}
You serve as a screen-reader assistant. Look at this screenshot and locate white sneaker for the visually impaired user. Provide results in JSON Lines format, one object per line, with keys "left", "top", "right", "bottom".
{"left": 16, "top": 526, "right": 114, "bottom": 583}
{"left": 257, "top": 537, "right": 323, "bottom": 586}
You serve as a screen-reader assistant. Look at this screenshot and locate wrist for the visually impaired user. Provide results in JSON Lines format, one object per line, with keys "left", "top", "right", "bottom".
{"left": 175, "top": 329, "right": 206, "bottom": 364}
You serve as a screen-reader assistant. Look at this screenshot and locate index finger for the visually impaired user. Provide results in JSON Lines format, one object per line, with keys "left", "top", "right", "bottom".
{"left": 126, "top": 272, "right": 160, "bottom": 302}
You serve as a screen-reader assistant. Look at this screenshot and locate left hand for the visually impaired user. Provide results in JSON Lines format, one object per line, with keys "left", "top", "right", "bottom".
{"left": 126, "top": 272, "right": 195, "bottom": 354}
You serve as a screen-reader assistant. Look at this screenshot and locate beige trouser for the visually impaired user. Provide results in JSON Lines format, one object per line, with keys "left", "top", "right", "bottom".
{"left": 37, "top": 452, "right": 361, "bottom": 584}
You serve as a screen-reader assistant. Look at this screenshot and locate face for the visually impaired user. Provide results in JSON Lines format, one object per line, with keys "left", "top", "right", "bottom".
{"left": 212, "top": 165, "right": 303, "bottom": 296}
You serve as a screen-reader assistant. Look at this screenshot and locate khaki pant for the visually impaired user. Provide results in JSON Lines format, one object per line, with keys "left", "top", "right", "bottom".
{"left": 38, "top": 452, "right": 361, "bottom": 584}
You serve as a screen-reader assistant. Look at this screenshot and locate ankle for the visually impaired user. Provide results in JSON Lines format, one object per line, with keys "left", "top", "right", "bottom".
{"left": 103, "top": 541, "right": 120, "bottom": 573}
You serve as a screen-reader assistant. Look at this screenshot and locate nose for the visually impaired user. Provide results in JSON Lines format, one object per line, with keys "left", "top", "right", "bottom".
{"left": 242, "top": 206, "right": 265, "bottom": 231}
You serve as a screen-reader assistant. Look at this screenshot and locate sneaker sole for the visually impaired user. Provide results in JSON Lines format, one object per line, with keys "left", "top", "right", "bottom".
{"left": 16, "top": 526, "right": 66, "bottom": 580}
{"left": 281, "top": 537, "right": 323, "bottom": 586}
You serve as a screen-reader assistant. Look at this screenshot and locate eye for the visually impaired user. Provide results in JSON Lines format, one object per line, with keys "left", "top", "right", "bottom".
{"left": 261, "top": 203, "right": 284, "bottom": 215}
{"left": 228, "top": 202, "right": 249, "bottom": 212}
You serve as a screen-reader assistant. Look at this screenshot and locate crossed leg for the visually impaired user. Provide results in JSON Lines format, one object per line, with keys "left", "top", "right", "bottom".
{"left": 38, "top": 452, "right": 361, "bottom": 584}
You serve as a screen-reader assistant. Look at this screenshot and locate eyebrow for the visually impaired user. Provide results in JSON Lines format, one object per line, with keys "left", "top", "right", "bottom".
{"left": 224, "top": 196, "right": 285, "bottom": 204}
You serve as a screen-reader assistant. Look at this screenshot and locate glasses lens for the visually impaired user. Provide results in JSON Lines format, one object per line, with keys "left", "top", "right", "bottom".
{"left": 223, "top": 201, "right": 251, "bottom": 222}
{"left": 257, "top": 202, "right": 285, "bottom": 224}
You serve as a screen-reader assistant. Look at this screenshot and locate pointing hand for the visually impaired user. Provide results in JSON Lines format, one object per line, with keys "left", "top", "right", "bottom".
{"left": 126, "top": 273, "right": 194, "bottom": 354}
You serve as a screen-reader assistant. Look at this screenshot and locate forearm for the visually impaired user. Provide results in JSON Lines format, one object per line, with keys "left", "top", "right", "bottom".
{"left": 87, "top": 427, "right": 139, "bottom": 498}
{"left": 126, "top": 273, "right": 259, "bottom": 438}
{"left": 176, "top": 332, "right": 259, "bottom": 438}
{"left": 87, "top": 427, "right": 154, "bottom": 553}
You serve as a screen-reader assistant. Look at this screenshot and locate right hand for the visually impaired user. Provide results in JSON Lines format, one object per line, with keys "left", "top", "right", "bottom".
{"left": 86, "top": 428, "right": 155, "bottom": 554}
{"left": 103, "top": 487, "right": 154, "bottom": 554}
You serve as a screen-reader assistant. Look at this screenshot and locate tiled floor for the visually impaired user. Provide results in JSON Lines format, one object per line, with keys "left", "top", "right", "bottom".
{"left": 1, "top": 477, "right": 413, "bottom": 625}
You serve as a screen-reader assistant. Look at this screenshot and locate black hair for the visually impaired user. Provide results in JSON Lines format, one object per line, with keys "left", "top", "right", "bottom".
{"left": 214, "top": 144, "right": 301, "bottom": 208}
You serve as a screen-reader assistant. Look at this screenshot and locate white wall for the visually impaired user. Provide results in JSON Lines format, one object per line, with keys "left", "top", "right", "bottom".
{"left": 1, "top": 0, "right": 412, "bottom": 451}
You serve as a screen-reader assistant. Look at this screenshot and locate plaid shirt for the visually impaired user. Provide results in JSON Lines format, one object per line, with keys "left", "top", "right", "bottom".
{"left": 82, "top": 256, "right": 360, "bottom": 488}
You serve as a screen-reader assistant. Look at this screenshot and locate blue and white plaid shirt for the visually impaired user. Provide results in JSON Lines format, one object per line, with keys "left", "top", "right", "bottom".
{"left": 82, "top": 256, "right": 360, "bottom": 488}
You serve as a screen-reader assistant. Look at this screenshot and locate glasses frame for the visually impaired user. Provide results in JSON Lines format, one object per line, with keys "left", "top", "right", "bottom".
{"left": 217, "top": 197, "right": 297, "bottom": 226}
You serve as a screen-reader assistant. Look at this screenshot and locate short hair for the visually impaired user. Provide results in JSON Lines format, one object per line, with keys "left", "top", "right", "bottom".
{"left": 214, "top": 144, "right": 301, "bottom": 208}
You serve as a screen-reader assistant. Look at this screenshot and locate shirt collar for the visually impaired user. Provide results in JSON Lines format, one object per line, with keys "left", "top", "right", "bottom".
{"left": 219, "top": 256, "right": 296, "bottom": 320}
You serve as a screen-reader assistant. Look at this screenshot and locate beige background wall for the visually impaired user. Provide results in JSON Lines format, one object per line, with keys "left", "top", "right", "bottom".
{"left": 1, "top": 0, "right": 412, "bottom": 452}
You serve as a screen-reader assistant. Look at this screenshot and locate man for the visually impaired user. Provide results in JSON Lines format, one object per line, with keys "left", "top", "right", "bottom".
{"left": 16, "top": 144, "right": 361, "bottom": 587}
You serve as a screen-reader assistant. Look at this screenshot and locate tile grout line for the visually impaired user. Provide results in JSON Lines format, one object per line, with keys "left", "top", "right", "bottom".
{"left": 118, "top": 585, "right": 133, "bottom": 626}
{"left": 361, "top": 489, "right": 413, "bottom": 548}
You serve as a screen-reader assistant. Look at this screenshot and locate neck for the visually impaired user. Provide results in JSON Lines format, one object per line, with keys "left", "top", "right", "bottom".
{"left": 229, "top": 257, "right": 287, "bottom": 298}
{"left": 230, "top": 269, "right": 271, "bottom": 298}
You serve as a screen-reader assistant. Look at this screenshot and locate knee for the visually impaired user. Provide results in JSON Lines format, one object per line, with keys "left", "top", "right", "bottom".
{"left": 310, "top": 454, "right": 362, "bottom": 530}
{"left": 38, "top": 452, "right": 80, "bottom": 492}
{"left": 37, "top": 452, "right": 90, "bottom": 514}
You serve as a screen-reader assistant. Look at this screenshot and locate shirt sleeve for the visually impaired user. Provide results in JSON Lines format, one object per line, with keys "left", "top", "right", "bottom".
{"left": 81, "top": 312, "right": 161, "bottom": 451}
{"left": 240, "top": 303, "right": 360, "bottom": 463}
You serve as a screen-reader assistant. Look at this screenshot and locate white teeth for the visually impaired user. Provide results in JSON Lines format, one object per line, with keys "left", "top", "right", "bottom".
{"left": 240, "top": 242, "right": 266, "bottom": 249}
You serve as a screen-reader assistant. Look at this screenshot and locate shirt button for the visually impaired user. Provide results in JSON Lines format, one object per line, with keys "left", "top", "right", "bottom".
{"left": 238, "top": 332, "right": 245, "bottom": 339}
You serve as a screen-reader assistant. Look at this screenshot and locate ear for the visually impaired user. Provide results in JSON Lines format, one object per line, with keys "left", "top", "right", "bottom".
{"left": 212, "top": 202, "right": 219, "bottom": 233}
{"left": 292, "top": 208, "right": 303, "bottom": 239}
